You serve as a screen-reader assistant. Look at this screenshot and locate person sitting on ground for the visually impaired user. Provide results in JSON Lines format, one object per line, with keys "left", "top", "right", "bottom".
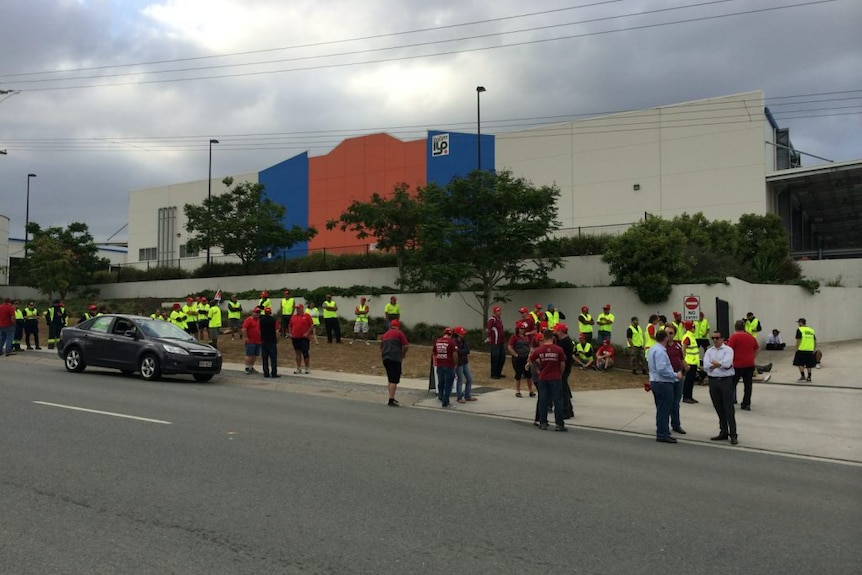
{"left": 765, "top": 329, "right": 785, "bottom": 350}
{"left": 595, "top": 339, "right": 615, "bottom": 371}
{"left": 573, "top": 334, "right": 596, "bottom": 370}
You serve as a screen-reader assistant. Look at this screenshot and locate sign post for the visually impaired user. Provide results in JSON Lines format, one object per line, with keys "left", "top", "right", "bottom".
{"left": 683, "top": 295, "right": 700, "bottom": 323}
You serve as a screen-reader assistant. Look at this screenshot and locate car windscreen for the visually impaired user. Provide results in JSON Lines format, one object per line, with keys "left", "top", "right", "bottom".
{"left": 136, "top": 318, "right": 196, "bottom": 341}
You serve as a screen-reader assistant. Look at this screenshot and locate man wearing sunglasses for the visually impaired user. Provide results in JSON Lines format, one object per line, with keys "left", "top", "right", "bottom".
{"left": 703, "top": 332, "right": 738, "bottom": 445}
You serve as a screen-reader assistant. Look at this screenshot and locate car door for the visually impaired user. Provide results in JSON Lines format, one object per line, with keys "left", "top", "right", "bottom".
{"left": 103, "top": 318, "right": 141, "bottom": 370}
{"left": 80, "top": 316, "right": 115, "bottom": 366}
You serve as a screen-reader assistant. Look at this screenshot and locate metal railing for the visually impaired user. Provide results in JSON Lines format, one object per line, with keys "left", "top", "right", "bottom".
{"left": 116, "top": 243, "right": 378, "bottom": 272}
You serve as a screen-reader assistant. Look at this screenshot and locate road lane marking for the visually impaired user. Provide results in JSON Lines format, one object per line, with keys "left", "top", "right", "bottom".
{"left": 33, "top": 401, "right": 172, "bottom": 425}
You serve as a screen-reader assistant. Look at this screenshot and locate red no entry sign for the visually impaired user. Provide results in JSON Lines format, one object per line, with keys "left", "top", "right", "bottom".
{"left": 684, "top": 296, "right": 699, "bottom": 310}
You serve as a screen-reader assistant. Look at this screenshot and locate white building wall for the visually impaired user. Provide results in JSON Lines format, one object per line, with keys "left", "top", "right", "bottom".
{"left": 496, "top": 91, "right": 770, "bottom": 230}
{"left": 128, "top": 171, "right": 258, "bottom": 266}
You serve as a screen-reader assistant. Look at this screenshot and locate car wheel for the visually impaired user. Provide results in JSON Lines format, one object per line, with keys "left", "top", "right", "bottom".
{"left": 139, "top": 354, "right": 162, "bottom": 381}
{"left": 63, "top": 347, "right": 87, "bottom": 373}
{"left": 193, "top": 374, "right": 214, "bottom": 383}
{"left": 121, "top": 370, "right": 134, "bottom": 377}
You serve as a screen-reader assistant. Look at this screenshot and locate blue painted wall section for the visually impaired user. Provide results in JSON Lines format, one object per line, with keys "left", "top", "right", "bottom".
{"left": 426, "top": 130, "right": 495, "bottom": 186}
{"left": 258, "top": 152, "right": 310, "bottom": 258}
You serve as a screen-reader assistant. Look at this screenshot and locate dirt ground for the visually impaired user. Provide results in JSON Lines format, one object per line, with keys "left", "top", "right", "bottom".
{"left": 28, "top": 321, "right": 644, "bottom": 392}
{"left": 212, "top": 327, "right": 645, "bottom": 392}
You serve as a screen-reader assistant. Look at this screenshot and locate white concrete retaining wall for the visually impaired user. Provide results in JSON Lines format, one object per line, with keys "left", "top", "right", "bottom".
{"left": 798, "top": 259, "right": 862, "bottom": 288}
{"left": 2, "top": 259, "right": 859, "bottom": 343}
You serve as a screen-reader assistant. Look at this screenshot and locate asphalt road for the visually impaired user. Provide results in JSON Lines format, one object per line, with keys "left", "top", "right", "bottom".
{"left": 1, "top": 360, "right": 860, "bottom": 575}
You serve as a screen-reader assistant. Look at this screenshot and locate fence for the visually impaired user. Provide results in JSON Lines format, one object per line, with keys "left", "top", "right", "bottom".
{"left": 115, "top": 243, "right": 377, "bottom": 273}
{"left": 115, "top": 218, "right": 642, "bottom": 274}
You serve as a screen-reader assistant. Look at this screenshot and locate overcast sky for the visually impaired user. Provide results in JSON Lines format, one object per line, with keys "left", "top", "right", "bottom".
{"left": 0, "top": 0, "right": 860, "bottom": 246}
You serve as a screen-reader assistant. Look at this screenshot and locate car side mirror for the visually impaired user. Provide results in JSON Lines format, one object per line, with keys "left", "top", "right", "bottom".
{"left": 124, "top": 329, "right": 137, "bottom": 338}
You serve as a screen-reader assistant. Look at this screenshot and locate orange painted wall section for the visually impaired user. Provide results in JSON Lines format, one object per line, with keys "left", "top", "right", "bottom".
{"left": 308, "top": 133, "right": 426, "bottom": 252}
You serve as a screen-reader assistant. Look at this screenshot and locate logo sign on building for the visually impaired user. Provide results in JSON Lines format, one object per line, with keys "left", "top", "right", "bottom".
{"left": 431, "top": 133, "right": 450, "bottom": 157}
{"left": 683, "top": 295, "right": 700, "bottom": 322}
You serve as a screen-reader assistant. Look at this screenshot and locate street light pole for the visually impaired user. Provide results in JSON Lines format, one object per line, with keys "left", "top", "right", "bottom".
{"left": 207, "top": 139, "right": 219, "bottom": 265}
{"left": 476, "top": 86, "right": 486, "bottom": 171}
{"left": 25, "top": 173, "right": 36, "bottom": 258}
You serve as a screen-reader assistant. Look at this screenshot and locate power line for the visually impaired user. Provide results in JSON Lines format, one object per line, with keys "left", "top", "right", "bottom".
{"left": 5, "top": 110, "right": 859, "bottom": 153}
{"left": 2, "top": 0, "right": 839, "bottom": 92}
{"left": 0, "top": 0, "right": 630, "bottom": 78}
{"left": 2, "top": 90, "right": 858, "bottom": 152}
{"left": 3, "top": 0, "right": 742, "bottom": 85}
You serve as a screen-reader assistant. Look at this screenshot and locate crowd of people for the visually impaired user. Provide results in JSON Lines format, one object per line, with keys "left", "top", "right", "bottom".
{"left": 0, "top": 291, "right": 823, "bottom": 435}
{"left": 643, "top": 314, "right": 818, "bottom": 446}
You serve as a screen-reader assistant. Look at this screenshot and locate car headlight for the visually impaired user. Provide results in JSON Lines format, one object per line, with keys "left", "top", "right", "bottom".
{"left": 162, "top": 344, "right": 190, "bottom": 355}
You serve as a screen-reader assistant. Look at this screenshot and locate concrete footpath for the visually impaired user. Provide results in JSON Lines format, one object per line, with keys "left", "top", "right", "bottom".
{"left": 221, "top": 339, "right": 862, "bottom": 465}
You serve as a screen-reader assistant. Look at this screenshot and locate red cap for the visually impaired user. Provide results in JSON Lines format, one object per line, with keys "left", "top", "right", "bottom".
{"left": 88, "top": 304, "right": 97, "bottom": 310}
{"left": 261, "top": 291, "right": 268, "bottom": 297}
{"left": 492, "top": 306, "right": 501, "bottom": 313}
{"left": 173, "top": 303, "right": 181, "bottom": 310}
{"left": 360, "top": 296, "right": 366, "bottom": 301}
{"left": 264, "top": 307, "right": 272, "bottom": 313}
{"left": 253, "top": 307, "right": 261, "bottom": 313}
{"left": 581, "top": 306, "right": 588, "bottom": 313}
{"left": 553, "top": 323, "right": 568, "bottom": 333}
{"left": 519, "top": 307, "right": 528, "bottom": 314}
{"left": 390, "top": 296, "right": 397, "bottom": 301}
{"left": 186, "top": 297, "right": 193, "bottom": 302}
{"left": 296, "top": 303, "right": 304, "bottom": 310}
{"left": 673, "top": 311, "right": 682, "bottom": 318}
{"left": 200, "top": 296, "right": 207, "bottom": 302}
{"left": 604, "top": 304, "right": 611, "bottom": 309}
{"left": 390, "top": 319, "right": 401, "bottom": 328}
{"left": 453, "top": 326, "right": 467, "bottom": 336}
{"left": 284, "top": 290, "right": 290, "bottom": 295}
{"left": 534, "top": 303, "right": 542, "bottom": 309}
{"left": 534, "top": 332, "right": 544, "bottom": 343}
{"left": 516, "top": 321, "right": 527, "bottom": 330}
{"left": 684, "top": 320, "right": 694, "bottom": 329}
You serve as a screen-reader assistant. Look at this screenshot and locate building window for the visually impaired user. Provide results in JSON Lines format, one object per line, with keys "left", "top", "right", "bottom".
{"left": 179, "top": 244, "right": 199, "bottom": 258}
{"left": 139, "top": 247, "right": 157, "bottom": 261}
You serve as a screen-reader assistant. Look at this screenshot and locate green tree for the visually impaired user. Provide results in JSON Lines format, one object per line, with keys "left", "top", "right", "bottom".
{"left": 325, "top": 183, "right": 422, "bottom": 274}
{"left": 184, "top": 178, "right": 317, "bottom": 271}
{"left": 672, "top": 212, "right": 741, "bottom": 280}
{"left": 23, "top": 222, "right": 109, "bottom": 299}
{"left": 401, "top": 170, "right": 564, "bottom": 323}
{"left": 735, "top": 213, "right": 799, "bottom": 282}
{"left": 602, "top": 217, "right": 689, "bottom": 304}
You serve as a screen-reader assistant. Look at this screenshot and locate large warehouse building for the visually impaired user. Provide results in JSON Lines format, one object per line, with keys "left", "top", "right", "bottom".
{"left": 125, "top": 90, "right": 860, "bottom": 270}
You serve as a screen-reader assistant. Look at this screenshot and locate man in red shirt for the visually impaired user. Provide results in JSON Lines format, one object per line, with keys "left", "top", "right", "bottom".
{"left": 518, "top": 307, "right": 537, "bottom": 338}
{"left": 595, "top": 339, "right": 616, "bottom": 371}
{"left": 727, "top": 319, "right": 759, "bottom": 410}
{"left": 486, "top": 305, "right": 506, "bottom": 379}
{"left": 289, "top": 304, "right": 315, "bottom": 374}
{"left": 529, "top": 329, "right": 568, "bottom": 431}
{"left": 432, "top": 328, "right": 459, "bottom": 408}
{"left": 241, "top": 307, "right": 262, "bottom": 375}
{"left": 380, "top": 319, "right": 410, "bottom": 406}
{"left": 0, "top": 298, "right": 17, "bottom": 356}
